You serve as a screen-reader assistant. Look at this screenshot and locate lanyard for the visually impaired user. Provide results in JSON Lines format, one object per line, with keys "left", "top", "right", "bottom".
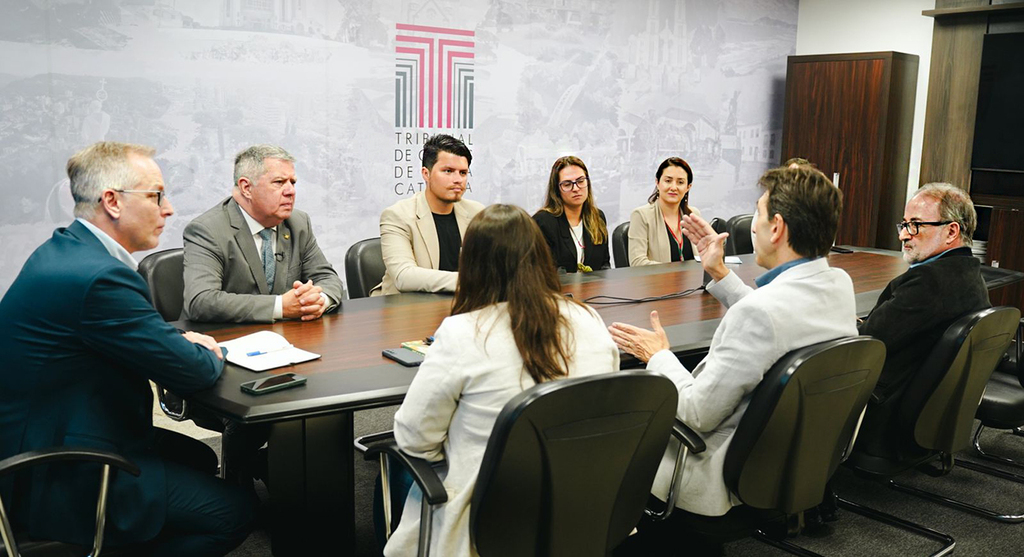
{"left": 568, "top": 222, "right": 585, "bottom": 264}
{"left": 666, "top": 212, "right": 686, "bottom": 260}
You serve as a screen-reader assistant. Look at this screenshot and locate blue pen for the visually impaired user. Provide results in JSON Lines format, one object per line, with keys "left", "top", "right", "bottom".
{"left": 247, "top": 350, "right": 266, "bottom": 357}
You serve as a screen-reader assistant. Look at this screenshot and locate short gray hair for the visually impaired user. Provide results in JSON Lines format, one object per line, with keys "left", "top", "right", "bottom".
{"left": 233, "top": 144, "right": 295, "bottom": 186}
{"left": 912, "top": 183, "right": 977, "bottom": 247}
{"left": 67, "top": 141, "right": 156, "bottom": 218}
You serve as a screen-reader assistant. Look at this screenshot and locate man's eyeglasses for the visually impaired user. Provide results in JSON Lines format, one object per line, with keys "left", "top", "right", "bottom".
{"left": 558, "top": 176, "right": 588, "bottom": 191}
{"left": 107, "top": 189, "right": 166, "bottom": 207}
{"left": 896, "top": 220, "right": 951, "bottom": 236}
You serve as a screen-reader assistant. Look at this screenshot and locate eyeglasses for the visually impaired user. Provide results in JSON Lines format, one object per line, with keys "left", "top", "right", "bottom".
{"left": 896, "top": 220, "right": 951, "bottom": 236}
{"left": 558, "top": 176, "right": 588, "bottom": 191}
{"left": 108, "top": 189, "right": 166, "bottom": 207}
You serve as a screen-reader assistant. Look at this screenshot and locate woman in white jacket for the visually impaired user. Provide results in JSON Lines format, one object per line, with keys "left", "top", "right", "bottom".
{"left": 383, "top": 204, "right": 620, "bottom": 557}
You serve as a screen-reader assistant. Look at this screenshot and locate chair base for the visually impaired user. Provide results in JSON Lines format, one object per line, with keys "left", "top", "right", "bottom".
{"left": 889, "top": 472, "right": 1024, "bottom": 523}
{"left": 749, "top": 498, "right": 954, "bottom": 557}
{"left": 972, "top": 424, "right": 1024, "bottom": 471}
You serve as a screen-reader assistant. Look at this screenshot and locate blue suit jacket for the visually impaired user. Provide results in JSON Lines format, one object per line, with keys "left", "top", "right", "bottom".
{"left": 0, "top": 221, "right": 224, "bottom": 545}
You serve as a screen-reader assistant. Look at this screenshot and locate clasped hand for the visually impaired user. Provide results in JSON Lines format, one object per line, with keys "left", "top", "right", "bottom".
{"left": 283, "top": 280, "right": 327, "bottom": 321}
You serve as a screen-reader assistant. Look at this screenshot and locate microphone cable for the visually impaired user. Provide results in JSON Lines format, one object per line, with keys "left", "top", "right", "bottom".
{"left": 581, "top": 285, "right": 706, "bottom": 306}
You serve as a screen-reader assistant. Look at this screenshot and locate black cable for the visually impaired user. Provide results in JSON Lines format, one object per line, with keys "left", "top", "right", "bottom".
{"left": 581, "top": 286, "right": 706, "bottom": 306}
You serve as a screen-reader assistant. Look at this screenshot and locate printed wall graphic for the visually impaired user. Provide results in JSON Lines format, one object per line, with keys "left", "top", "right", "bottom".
{"left": 0, "top": 0, "right": 798, "bottom": 296}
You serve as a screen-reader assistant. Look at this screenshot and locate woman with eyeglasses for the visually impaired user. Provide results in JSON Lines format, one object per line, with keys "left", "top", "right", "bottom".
{"left": 383, "top": 204, "right": 619, "bottom": 557}
{"left": 532, "top": 155, "right": 611, "bottom": 273}
{"left": 627, "top": 157, "right": 702, "bottom": 266}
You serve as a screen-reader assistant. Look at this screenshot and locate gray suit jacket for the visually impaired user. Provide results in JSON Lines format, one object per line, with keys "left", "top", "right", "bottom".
{"left": 182, "top": 197, "right": 344, "bottom": 323}
{"left": 647, "top": 257, "right": 858, "bottom": 516}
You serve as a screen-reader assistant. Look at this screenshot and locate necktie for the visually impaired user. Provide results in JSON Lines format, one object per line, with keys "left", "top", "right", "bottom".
{"left": 259, "top": 228, "right": 276, "bottom": 292}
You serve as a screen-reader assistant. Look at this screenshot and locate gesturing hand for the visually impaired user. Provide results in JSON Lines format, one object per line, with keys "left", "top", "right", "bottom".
{"left": 681, "top": 213, "right": 730, "bottom": 282}
{"left": 607, "top": 311, "right": 670, "bottom": 363}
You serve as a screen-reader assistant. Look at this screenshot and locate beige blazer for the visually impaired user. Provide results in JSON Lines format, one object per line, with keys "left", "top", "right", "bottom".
{"left": 372, "top": 191, "right": 484, "bottom": 296}
{"left": 627, "top": 202, "right": 701, "bottom": 266}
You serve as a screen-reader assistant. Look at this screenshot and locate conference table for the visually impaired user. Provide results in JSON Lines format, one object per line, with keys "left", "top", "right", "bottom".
{"left": 180, "top": 248, "right": 1023, "bottom": 555}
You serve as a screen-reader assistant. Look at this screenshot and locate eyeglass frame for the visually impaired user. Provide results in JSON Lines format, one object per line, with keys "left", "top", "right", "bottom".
{"left": 896, "top": 220, "right": 952, "bottom": 236}
{"left": 558, "top": 176, "right": 589, "bottom": 191}
{"left": 102, "top": 189, "right": 167, "bottom": 207}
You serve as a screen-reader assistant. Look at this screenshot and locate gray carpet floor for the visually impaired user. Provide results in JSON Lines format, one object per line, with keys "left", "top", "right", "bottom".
{"left": 210, "top": 408, "right": 1024, "bottom": 556}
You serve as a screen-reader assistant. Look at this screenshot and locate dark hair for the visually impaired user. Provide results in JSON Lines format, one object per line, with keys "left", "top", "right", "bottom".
{"left": 539, "top": 156, "right": 607, "bottom": 244}
{"left": 422, "top": 134, "right": 472, "bottom": 170}
{"left": 784, "top": 157, "right": 815, "bottom": 168}
{"left": 453, "top": 204, "right": 586, "bottom": 383}
{"left": 759, "top": 166, "right": 842, "bottom": 258}
{"left": 648, "top": 157, "right": 694, "bottom": 215}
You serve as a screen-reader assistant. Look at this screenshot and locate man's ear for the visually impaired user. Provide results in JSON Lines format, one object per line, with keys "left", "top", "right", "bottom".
{"left": 99, "top": 189, "right": 122, "bottom": 220}
{"left": 770, "top": 212, "right": 786, "bottom": 245}
{"left": 420, "top": 165, "right": 429, "bottom": 183}
{"left": 237, "top": 177, "right": 252, "bottom": 199}
{"left": 946, "top": 221, "right": 962, "bottom": 245}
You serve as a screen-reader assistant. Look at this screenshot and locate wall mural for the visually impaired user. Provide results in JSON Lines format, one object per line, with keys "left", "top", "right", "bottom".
{"left": 0, "top": 0, "right": 797, "bottom": 295}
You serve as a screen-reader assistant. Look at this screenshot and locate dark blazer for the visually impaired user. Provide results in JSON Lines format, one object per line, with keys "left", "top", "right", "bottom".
{"left": 0, "top": 221, "right": 224, "bottom": 546}
{"left": 183, "top": 197, "right": 344, "bottom": 323}
{"left": 532, "top": 209, "right": 611, "bottom": 273}
{"left": 856, "top": 246, "right": 990, "bottom": 458}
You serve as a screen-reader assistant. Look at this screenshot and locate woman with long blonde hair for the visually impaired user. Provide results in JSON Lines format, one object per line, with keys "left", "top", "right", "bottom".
{"left": 533, "top": 156, "right": 611, "bottom": 273}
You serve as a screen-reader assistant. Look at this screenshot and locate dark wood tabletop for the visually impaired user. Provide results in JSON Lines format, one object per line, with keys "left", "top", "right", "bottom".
{"left": 182, "top": 249, "right": 1018, "bottom": 424}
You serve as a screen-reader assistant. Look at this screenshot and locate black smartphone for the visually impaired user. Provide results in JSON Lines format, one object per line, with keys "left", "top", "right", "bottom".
{"left": 383, "top": 347, "right": 425, "bottom": 367}
{"left": 240, "top": 373, "right": 307, "bottom": 395}
{"left": 830, "top": 246, "right": 854, "bottom": 254}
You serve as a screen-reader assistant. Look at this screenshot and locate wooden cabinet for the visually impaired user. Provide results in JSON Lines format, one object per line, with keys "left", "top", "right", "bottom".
{"left": 781, "top": 52, "right": 919, "bottom": 251}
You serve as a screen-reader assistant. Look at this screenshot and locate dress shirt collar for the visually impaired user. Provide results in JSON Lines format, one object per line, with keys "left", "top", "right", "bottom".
{"left": 755, "top": 256, "right": 816, "bottom": 288}
{"left": 910, "top": 246, "right": 971, "bottom": 268}
{"left": 237, "top": 203, "right": 276, "bottom": 236}
{"left": 75, "top": 218, "right": 138, "bottom": 270}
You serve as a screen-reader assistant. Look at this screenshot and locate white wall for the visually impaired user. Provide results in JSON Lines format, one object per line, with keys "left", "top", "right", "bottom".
{"left": 795, "top": 0, "right": 935, "bottom": 198}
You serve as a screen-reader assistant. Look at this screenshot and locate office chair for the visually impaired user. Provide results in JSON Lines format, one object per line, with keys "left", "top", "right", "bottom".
{"left": 345, "top": 238, "right": 386, "bottom": 299}
{"left": 0, "top": 446, "right": 140, "bottom": 557}
{"left": 708, "top": 217, "right": 726, "bottom": 235}
{"left": 957, "top": 317, "right": 1024, "bottom": 475}
{"left": 636, "top": 337, "right": 918, "bottom": 555}
{"left": 611, "top": 222, "right": 630, "bottom": 268}
{"left": 137, "top": 248, "right": 184, "bottom": 322}
{"left": 136, "top": 249, "right": 223, "bottom": 433}
{"left": 356, "top": 371, "right": 678, "bottom": 557}
{"left": 724, "top": 214, "right": 753, "bottom": 256}
{"left": 844, "top": 306, "right": 1022, "bottom": 525}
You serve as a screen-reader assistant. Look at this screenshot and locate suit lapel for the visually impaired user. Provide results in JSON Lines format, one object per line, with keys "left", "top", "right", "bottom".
{"left": 414, "top": 192, "right": 440, "bottom": 269}
{"left": 227, "top": 198, "right": 269, "bottom": 295}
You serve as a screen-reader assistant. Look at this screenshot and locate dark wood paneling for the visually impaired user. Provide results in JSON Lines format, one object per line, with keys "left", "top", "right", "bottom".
{"left": 985, "top": 207, "right": 1024, "bottom": 311}
{"left": 924, "top": 1, "right": 1024, "bottom": 17}
{"left": 782, "top": 52, "right": 917, "bottom": 250}
{"left": 919, "top": 0, "right": 987, "bottom": 187}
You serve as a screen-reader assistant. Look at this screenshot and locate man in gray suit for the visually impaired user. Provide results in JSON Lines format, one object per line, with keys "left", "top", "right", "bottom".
{"left": 610, "top": 167, "right": 857, "bottom": 551}
{"left": 183, "top": 144, "right": 343, "bottom": 323}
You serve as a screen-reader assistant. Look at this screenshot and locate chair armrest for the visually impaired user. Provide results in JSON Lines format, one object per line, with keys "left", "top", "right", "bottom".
{"left": 356, "top": 433, "right": 448, "bottom": 506}
{"left": 671, "top": 419, "right": 706, "bottom": 454}
{"left": 0, "top": 447, "right": 140, "bottom": 478}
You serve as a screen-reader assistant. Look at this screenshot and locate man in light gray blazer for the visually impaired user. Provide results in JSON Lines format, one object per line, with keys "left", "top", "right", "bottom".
{"left": 609, "top": 167, "right": 856, "bottom": 537}
{"left": 183, "top": 144, "right": 343, "bottom": 323}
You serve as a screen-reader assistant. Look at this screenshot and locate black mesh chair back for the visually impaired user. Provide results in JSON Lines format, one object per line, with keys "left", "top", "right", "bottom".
{"left": 722, "top": 336, "right": 886, "bottom": 515}
{"left": 725, "top": 214, "right": 753, "bottom": 256}
{"left": 345, "top": 237, "right": 385, "bottom": 299}
{"left": 900, "top": 306, "right": 1021, "bottom": 454}
{"left": 470, "top": 371, "right": 678, "bottom": 557}
{"left": 612, "top": 222, "right": 630, "bottom": 268}
{"left": 137, "top": 248, "right": 184, "bottom": 321}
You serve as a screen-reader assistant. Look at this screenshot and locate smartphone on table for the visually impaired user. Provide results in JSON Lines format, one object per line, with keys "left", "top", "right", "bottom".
{"left": 240, "top": 373, "right": 307, "bottom": 395}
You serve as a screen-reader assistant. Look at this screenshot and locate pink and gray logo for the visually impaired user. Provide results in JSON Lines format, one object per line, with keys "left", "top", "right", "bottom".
{"left": 395, "top": 23, "right": 475, "bottom": 129}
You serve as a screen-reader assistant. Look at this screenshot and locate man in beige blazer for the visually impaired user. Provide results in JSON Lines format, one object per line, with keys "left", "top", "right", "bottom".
{"left": 373, "top": 134, "right": 484, "bottom": 295}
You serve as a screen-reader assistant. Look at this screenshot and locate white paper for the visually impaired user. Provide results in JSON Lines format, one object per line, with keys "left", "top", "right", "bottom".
{"left": 218, "top": 330, "right": 320, "bottom": 372}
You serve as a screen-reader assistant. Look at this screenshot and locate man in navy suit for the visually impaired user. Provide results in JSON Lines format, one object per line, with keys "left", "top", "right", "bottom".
{"left": 0, "top": 142, "right": 253, "bottom": 555}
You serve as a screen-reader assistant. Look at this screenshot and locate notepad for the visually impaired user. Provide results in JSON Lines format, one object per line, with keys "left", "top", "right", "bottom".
{"left": 218, "top": 331, "right": 320, "bottom": 372}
